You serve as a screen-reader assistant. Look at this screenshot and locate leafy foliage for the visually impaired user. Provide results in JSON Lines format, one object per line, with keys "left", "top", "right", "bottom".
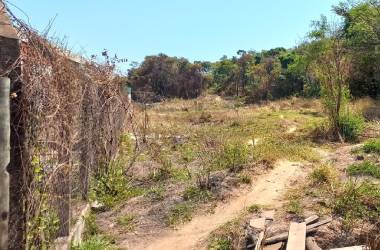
{"left": 128, "top": 54, "right": 205, "bottom": 102}
{"left": 91, "top": 159, "right": 144, "bottom": 208}
{"left": 338, "top": 112, "right": 365, "bottom": 141}
{"left": 363, "top": 138, "right": 380, "bottom": 154}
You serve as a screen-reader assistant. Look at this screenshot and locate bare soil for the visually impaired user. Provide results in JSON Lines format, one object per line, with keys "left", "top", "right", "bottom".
{"left": 121, "top": 160, "right": 306, "bottom": 250}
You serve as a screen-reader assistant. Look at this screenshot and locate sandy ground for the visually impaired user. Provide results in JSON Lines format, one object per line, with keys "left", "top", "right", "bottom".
{"left": 124, "top": 160, "right": 305, "bottom": 250}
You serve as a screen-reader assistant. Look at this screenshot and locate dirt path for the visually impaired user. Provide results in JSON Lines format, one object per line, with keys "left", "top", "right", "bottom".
{"left": 128, "top": 160, "right": 305, "bottom": 250}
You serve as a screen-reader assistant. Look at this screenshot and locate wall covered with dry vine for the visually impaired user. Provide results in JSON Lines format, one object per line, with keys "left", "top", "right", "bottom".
{"left": 1, "top": 5, "right": 129, "bottom": 249}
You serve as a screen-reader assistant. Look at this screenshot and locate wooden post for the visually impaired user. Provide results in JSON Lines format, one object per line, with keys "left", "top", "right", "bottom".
{"left": 0, "top": 77, "right": 10, "bottom": 250}
{"left": 1, "top": 4, "right": 26, "bottom": 248}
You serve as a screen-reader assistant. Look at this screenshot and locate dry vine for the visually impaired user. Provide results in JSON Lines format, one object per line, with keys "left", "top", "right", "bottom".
{"left": 3, "top": 6, "right": 130, "bottom": 248}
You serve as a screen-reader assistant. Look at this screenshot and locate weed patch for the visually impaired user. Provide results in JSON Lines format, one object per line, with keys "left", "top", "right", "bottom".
{"left": 338, "top": 112, "right": 365, "bottom": 141}
{"left": 145, "top": 185, "right": 165, "bottom": 201}
{"left": 247, "top": 204, "right": 262, "bottom": 214}
{"left": 166, "top": 202, "right": 194, "bottom": 226}
{"left": 309, "top": 164, "right": 337, "bottom": 185}
{"left": 72, "top": 235, "right": 116, "bottom": 250}
{"left": 183, "top": 186, "right": 214, "bottom": 202}
{"left": 237, "top": 173, "right": 252, "bottom": 184}
{"left": 117, "top": 214, "right": 136, "bottom": 232}
{"left": 91, "top": 160, "right": 145, "bottom": 208}
{"left": 216, "top": 141, "right": 249, "bottom": 171}
{"left": 363, "top": 139, "right": 380, "bottom": 154}
{"left": 208, "top": 238, "right": 232, "bottom": 250}
{"left": 332, "top": 181, "right": 380, "bottom": 223}
{"left": 348, "top": 161, "right": 380, "bottom": 178}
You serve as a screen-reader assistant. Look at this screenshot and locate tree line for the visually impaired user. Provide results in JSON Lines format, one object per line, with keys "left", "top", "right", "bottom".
{"left": 128, "top": 0, "right": 380, "bottom": 103}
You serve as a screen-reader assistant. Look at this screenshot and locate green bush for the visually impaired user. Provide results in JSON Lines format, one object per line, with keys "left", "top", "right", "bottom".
{"left": 72, "top": 235, "right": 116, "bottom": 250}
{"left": 83, "top": 213, "right": 99, "bottom": 239}
{"left": 91, "top": 160, "right": 144, "bottom": 207}
{"left": 347, "top": 161, "right": 380, "bottom": 178}
{"left": 338, "top": 113, "right": 365, "bottom": 141}
{"left": 286, "top": 199, "right": 303, "bottom": 216}
{"left": 217, "top": 142, "right": 249, "bottom": 171}
{"left": 363, "top": 139, "right": 380, "bottom": 154}
{"left": 332, "top": 181, "right": 380, "bottom": 222}
{"left": 208, "top": 238, "right": 232, "bottom": 250}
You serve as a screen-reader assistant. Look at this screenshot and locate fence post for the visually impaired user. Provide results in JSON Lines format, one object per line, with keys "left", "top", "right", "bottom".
{"left": 0, "top": 77, "right": 10, "bottom": 250}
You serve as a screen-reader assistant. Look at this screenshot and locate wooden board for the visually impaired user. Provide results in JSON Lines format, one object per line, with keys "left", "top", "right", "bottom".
{"left": 255, "top": 232, "right": 265, "bottom": 250}
{"left": 286, "top": 222, "right": 306, "bottom": 250}
{"left": 263, "top": 242, "right": 283, "bottom": 250}
{"left": 305, "top": 215, "right": 319, "bottom": 225}
{"left": 306, "top": 237, "right": 321, "bottom": 250}
{"left": 330, "top": 247, "right": 365, "bottom": 250}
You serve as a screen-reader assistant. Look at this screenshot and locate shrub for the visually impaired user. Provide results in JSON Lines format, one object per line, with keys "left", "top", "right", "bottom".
{"left": 208, "top": 238, "right": 232, "bottom": 250}
{"left": 166, "top": 202, "right": 194, "bottom": 226}
{"left": 145, "top": 185, "right": 165, "bottom": 201}
{"left": 237, "top": 173, "right": 252, "bottom": 184}
{"left": 199, "top": 112, "right": 212, "bottom": 123}
{"left": 91, "top": 160, "right": 144, "bottom": 207}
{"left": 332, "top": 181, "right": 380, "bottom": 222}
{"left": 217, "top": 142, "right": 249, "bottom": 171}
{"left": 247, "top": 204, "right": 262, "bottom": 214}
{"left": 286, "top": 199, "right": 303, "bottom": 216}
{"left": 183, "top": 186, "right": 213, "bottom": 202}
{"left": 363, "top": 139, "right": 380, "bottom": 154}
{"left": 72, "top": 235, "right": 116, "bottom": 250}
{"left": 347, "top": 161, "right": 380, "bottom": 178}
{"left": 117, "top": 214, "right": 136, "bottom": 232}
{"left": 338, "top": 112, "right": 365, "bottom": 141}
{"left": 149, "top": 155, "right": 174, "bottom": 182}
{"left": 309, "top": 164, "right": 336, "bottom": 185}
{"left": 83, "top": 213, "right": 99, "bottom": 239}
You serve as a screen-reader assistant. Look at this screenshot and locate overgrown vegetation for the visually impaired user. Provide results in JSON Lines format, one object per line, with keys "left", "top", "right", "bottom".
{"left": 348, "top": 161, "right": 380, "bottom": 178}
{"left": 91, "top": 159, "right": 145, "bottom": 208}
{"left": 72, "top": 235, "right": 116, "bottom": 250}
{"left": 128, "top": 0, "right": 380, "bottom": 105}
{"left": 166, "top": 202, "right": 194, "bottom": 226}
{"left": 117, "top": 214, "right": 136, "bottom": 232}
{"left": 363, "top": 139, "right": 380, "bottom": 154}
{"left": 287, "top": 164, "right": 380, "bottom": 228}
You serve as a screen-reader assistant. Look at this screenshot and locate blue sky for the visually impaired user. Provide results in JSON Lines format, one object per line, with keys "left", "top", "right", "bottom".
{"left": 7, "top": 0, "right": 340, "bottom": 69}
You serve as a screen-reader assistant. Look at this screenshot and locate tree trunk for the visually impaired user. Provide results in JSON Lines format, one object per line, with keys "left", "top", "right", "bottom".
{"left": 0, "top": 77, "right": 10, "bottom": 250}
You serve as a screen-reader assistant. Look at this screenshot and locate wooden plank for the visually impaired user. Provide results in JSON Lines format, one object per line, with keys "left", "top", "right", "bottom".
{"left": 265, "top": 218, "right": 332, "bottom": 245}
{"left": 330, "top": 247, "right": 366, "bottom": 250}
{"left": 307, "top": 217, "right": 332, "bottom": 230}
{"left": 255, "top": 232, "right": 265, "bottom": 250}
{"left": 306, "top": 237, "right": 321, "bottom": 250}
{"left": 305, "top": 215, "right": 319, "bottom": 225}
{"left": 286, "top": 222, "right": 306, "bottom": 250}
{"left": 263, "top": 242, "right": 283, "bottom": 250}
